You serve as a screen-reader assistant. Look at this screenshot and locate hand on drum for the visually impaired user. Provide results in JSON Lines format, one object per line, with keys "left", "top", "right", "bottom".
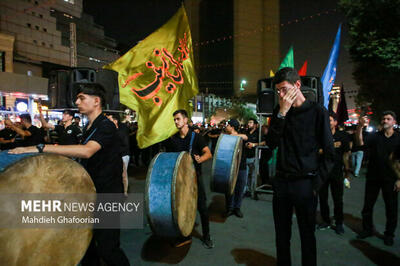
{"left": 8, "top": 146, "right": 37, "bottom": 154}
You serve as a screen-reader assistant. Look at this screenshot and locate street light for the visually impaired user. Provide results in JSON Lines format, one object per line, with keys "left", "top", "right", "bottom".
{"left": 240, "top": 80, "right": 247, "bottom": 91}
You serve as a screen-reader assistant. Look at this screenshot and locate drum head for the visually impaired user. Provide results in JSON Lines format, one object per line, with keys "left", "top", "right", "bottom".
{"left": 211, "top": 134, "right": 243, "bottom": 195}
{"left": 173, "top": 152, "right": 198, "bottom": 237}
{"left": 0, "top": 154, "right": 95, "bottom": 266}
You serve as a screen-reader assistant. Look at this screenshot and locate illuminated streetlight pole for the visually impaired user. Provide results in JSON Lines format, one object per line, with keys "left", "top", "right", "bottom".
{"left": 240, "top": 80, "right": 247, "bottom": 91}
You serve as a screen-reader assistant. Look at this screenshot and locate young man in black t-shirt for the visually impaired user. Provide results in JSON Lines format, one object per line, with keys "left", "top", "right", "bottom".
{"left": 163, "top": 109, "right": 214, "bottom": 249}
{"left": 38, "top": 104, "right": 82, "bottom": 145}
{"left": 318, "top": 112, "right": 351, "bottom": 234}
{"left": 10, "top": 84, "right": 129, "bottom": 265}
{"left": 5, "top": 113, "right": 44, "bottom": 147}
{"left": 356, "top": 111, "right": 400, "bottom": 246}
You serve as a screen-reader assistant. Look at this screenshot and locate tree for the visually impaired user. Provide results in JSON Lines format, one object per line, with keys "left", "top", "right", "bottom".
{"left": 339, "top": 0, "right": 400, "bottom": 120}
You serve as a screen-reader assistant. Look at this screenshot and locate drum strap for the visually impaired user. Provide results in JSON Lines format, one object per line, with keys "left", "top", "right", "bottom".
{"left": 189, "top": 132, "right": 195, "bottom": 154}
{"left": 82, "top": 128, "right": 97, "bottom": 145}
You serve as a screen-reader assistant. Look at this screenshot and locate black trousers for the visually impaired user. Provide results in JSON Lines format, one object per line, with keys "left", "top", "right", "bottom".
{"left": 273, "top": 178, "right": 317, "bottom": 266}
{"left": 197, "top": 171, "right": 210, "bottom": 237}
{"left": 318, "top": 175, "right": 344, "bottom": 225}
{"left": 81, "top": 228, "right": 129, "bottom": 266}
{"left": 362, "top": 178, "right": 398, "bottom": 237}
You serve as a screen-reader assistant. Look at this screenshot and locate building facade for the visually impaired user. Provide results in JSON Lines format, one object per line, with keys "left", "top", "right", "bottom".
{"left": 186, "top": 0, "right": 280, "bottom": 98}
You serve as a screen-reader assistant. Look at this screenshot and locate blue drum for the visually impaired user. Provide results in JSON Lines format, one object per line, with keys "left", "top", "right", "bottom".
{"left": 211, "top": 134, "right": 243, "bottom": 195}
{"left": 0, "top": 151, "right": 95, "bottom": 266}
{"left": 145, "top": 151, "right": 198, "bottom": 238}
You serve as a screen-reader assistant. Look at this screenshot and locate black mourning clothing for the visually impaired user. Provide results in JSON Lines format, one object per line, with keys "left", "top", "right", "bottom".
{"left": 266, "top": 100, "right": 334, "bottom": 266}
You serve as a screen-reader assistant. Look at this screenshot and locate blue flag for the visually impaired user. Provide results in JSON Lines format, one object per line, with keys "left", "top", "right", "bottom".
{"left": 321, "top": 25, "right": 341, "bottom": 108}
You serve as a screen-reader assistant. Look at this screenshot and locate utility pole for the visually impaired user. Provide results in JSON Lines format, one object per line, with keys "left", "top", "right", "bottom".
{"left": 69, "top": 22, "right": 77, "bottom": 67}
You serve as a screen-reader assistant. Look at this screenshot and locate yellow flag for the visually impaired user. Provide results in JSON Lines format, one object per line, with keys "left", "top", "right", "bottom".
{"left": 104, "top": 6, "right": 198, "bottom": 148}
{"left": 269, "top": 70, "right": 275, "bottom": 77}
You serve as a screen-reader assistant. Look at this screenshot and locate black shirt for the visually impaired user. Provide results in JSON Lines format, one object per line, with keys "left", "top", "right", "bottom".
{"left": 20, "top": 125, "right": 44, "bottom": 147}
{"left": 54, "top": 124, "right": 82, "bottom": 145}
{"left": 330, "top": 130, "right": 350, "bottom": 177}
{"left": 266, "top": 100, "right": 335, "bottom": 182}
{"left": 0, "top": 128, "right": 16, "bottom": 150}
{"left": 80, "top": 114, "right": 123, "bottom": 193}
{"left": 117, "top": 122, "right": 130, "bottom": 157}
{"left": 245, "top": 129, "right": 260, "bottom": 158}
{"left": 164, "top": 129, "right": 207, "bottom": 173}
{"left": 365, "top": 130, "right": 400, "bottom": 180}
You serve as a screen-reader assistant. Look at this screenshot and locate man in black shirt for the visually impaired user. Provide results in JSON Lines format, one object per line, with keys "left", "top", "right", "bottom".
{"left": 107, "top": 113, "right": 131, "bottom": 196}
{"left": 266, "top": 68, "right": 334, "bottom": 266}
{"left": 5, "top": 113, "right": 44, "bottom": 147}
{"left": 318, "top": 111, "right": 351, "bottom": 234}
{"left": 244, "top": 118, "right": 259, "bottom": 195}
{"left": 38, "top": 104, "right": 81, "bottom": 145}
{"left": 0, "top": 123, "right": 17, "bottom": 150}
{"left": 356, "top": 111, "right": 400, "bottom": 246}
{"left": 163, "top": 109, "right": 214, "bottom": 249}
{"left": 10, "top": 83, "right": 129, "bottom": 265}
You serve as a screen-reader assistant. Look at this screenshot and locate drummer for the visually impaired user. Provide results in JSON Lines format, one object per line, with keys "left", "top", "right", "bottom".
{"left": 9, "top": 83, "right": 130, "bottom": 266}
{"left": 224, "top": 119, "right": 248, "bottom": 218}
{"left": 163, "top": 109, "right": 214, "bottom": 249}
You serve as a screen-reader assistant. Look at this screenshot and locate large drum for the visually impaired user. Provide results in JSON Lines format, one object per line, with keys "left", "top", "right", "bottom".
{"left": 211, "top": 134, "right": 243, "bottom": 195}
{"left": 145, "top": 152, "right": 197, "bottom": 238}
{"left": 0, "top": 151, "right": 95, "bottom": 266}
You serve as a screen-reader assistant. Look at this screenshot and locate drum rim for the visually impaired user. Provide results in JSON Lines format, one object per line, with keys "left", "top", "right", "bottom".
{"left": 144, "top": 152, "right": 162, "bottom": 235}
{"left": 229, "top": 136, "right": 243, "bottom": 194}
{"left": 171, "top": 151, "right": 188, "bottom": 236}
{"left": 211, "top": 134, "right": 243, "bottom": 194}
{"left": 210, "top": 134, "right": 224, "bottom": 192}
{"left": 0, "top": 152, "right": 39, "bottom": 173}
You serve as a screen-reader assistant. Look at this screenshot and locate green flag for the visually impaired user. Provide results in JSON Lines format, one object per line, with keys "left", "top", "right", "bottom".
{"left": 278, "top": 46, "right": 294, "bottom": 70}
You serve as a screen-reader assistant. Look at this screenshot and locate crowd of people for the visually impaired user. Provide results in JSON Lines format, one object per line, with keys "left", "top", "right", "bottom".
{"left": 1, "top": 67, "right": 400, "bottom": 265}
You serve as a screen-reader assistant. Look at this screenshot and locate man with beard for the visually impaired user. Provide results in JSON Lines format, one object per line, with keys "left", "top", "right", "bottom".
{"left": 356, "top": 111, "right": 400, "bottom": 246}
{"left": 163, "top": 109, "right": 214, "bottom": 248}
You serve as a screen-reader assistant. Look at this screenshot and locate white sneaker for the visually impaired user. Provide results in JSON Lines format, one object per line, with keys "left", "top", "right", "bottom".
{"left": 344, "top": 178, "right": 351, "bottom": 189}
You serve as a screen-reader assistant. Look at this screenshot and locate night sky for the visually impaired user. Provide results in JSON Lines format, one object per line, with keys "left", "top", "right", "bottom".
{"left": 83, "top": 0, "right": 355, "bottom": 91}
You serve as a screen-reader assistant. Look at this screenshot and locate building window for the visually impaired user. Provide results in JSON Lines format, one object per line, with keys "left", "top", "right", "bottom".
{"left": 43, "top": 28, "right": 47, "bottom": 32}
{"left": 35, "top": 25, "right": 40, "bottom": 30}
{"left": 27, "top": 23, "right": 31, "bottom": 28}
{"left": 50, "top": 44, "right": 54, "bottom": 48}
{"left": 39, "top": 14, "right": 43, "bottom": 18}
{"left": 34, "top": 1, "right": 38, "bottom": 5}
{"left": 33, "top": 40, "right": 37, "bottom": 44}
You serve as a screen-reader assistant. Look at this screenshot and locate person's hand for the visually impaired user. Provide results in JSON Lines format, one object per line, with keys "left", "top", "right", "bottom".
{"left": 246, "top": 142, "right": 255, "bottom": 149}
{"left": 394, "top": 180, "right": 400, "bottom": 192}
{"left": 8, "top": 146, "right": 37, "bottom": 154}
{"left": 37, "top": 102, "right": 42, "bottom": 113}
{"left": 194, "top": 154, "right": 202, "bottom": 164}
{"left": 359, "top": 116, "right": 368, "bottom": 128}
{"left": 278, "top": 86, "right": 298, "bottom": 116}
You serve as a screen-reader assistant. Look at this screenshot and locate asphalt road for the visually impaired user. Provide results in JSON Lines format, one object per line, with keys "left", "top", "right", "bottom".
{"left": 123, "top": 161, "right": 400, "bottom": 266}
